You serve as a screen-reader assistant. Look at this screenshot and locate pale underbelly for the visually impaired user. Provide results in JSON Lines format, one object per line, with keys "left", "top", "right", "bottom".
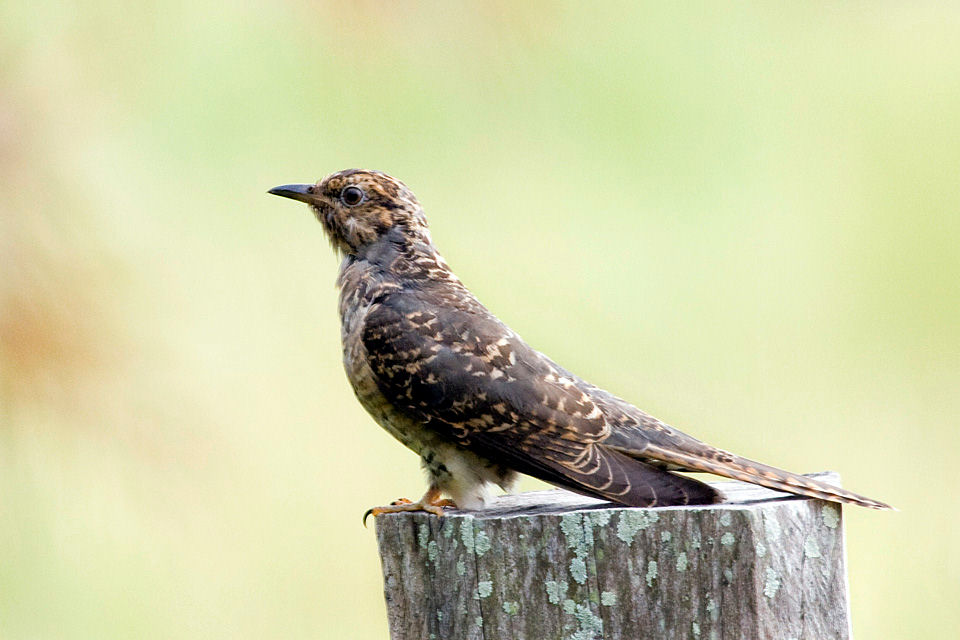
{"left": 346, "top": 355, "right": 516, "bottom": 509}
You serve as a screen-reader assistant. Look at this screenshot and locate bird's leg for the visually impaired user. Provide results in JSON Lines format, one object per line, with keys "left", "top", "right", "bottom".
{"left": 363, "top": 485, "right": 457, "bottom": 526}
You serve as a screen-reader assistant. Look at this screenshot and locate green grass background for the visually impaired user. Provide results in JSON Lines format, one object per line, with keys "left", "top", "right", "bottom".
{"left": 2, "top": 2, "right": 958, "bottom": 637}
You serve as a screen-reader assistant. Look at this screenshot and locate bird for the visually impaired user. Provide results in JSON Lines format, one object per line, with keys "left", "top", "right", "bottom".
{"left": 268, "top": 169, "right": 892, "bottom": 521}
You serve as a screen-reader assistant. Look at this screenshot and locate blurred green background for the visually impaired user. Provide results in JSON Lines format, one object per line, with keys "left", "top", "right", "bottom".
{"left": 1, "top": 2, "right": 957, "bottom": 638}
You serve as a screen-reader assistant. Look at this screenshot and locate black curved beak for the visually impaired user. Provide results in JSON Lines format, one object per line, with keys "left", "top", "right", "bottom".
{"left": 268, "top": 184, "right": 314, "bottom": 203}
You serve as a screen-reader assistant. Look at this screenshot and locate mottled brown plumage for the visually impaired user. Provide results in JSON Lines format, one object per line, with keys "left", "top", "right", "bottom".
{"left": 269, "top": 170, "right": 892, "bottom": 516}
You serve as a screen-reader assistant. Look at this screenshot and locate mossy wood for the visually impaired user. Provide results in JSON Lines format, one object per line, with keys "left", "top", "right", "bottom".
{"left": 374, "top": 472, "right": 850, "bottom": 640}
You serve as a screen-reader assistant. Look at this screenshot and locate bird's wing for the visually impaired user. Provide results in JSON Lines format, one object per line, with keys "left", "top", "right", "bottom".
{"left": 361, "top": 294, "right": 720, "bottom": 507}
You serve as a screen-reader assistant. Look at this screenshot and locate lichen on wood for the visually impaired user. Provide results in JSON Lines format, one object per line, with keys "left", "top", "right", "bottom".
{"left": 375, "top": 472, "right": 851, "bottom": 640}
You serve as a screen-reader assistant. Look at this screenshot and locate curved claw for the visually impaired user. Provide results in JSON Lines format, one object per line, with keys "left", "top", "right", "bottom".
{"left": 361, "top": 489, "right": 457, "bottom": 528}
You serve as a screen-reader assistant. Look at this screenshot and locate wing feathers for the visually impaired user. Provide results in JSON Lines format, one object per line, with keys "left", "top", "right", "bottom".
{"left": 361, "top": 290, "right": 890, "bottom": 511}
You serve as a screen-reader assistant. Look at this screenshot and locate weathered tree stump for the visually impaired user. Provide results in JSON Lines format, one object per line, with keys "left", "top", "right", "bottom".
{"left": 374, "top": 472, "right": 851, "bottom": 640}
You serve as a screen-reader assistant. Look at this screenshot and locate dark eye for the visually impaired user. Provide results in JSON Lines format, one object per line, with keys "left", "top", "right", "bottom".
{"left": 340, "top": 186, "right": 364, "bottom": 206}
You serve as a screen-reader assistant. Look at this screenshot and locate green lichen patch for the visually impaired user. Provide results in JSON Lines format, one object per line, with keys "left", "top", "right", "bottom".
{"left": 616, "top": 510, "right": 659, "bottom": 545}
{"left": 561, "top": 514, "right": 587, "bottom": 550}
{"left": 456, "top": 559, "right": 466, "bottom": 576}
{"left": 589, "top": 510, "right": 612, "bottom": 527}
{"left": 676, "top": 551, "right": 688, "bottom": 572}
{"left": 804, "top": 537, "right": 821, "bottom": 558}
{"left": 691, "top": 529, "right": 702, "bottom": 550}
{"left": 475, "top": 580, "right": 493, "bottom": 599}
{"left": 418, "top": 523, "right": 430, "bottom": 550}
{"left": 692, "top": 621, "right": 701, "bottom": 637}
{"left": 645, "top": 560, "right": 658, "bottom": 587}
{"left": 822, "top": 504, "right": 841, "bottom": 529}
{"left": 755, "top": 541, "right": 767, "bottom": 557}
{"left": 706, "top": 597, "right": 718, "bottom": 621}
{"left": 561, "top": 513, "right": 595, "bottom": 584}
{"left": 720, "top": 532, "right": 735, "bottom": 546}
{"left": 460, "top": 518, "right": 475, "bottom": 553}
{"left": 562, "top": 599, "right": 577, "bottom": 615}
{"left": 427, "top": 540, "right": 439, "bottom": 562}
{"left": 763, "top": 567, "right": 781, "bottom": 598}
{"left": 660, "top": 530, "right": 672, "bottom": 543}
{"left": 473, "top": 529, "right": 491, "bottom": 556}
{"left": 545, "top": 580, "right": 568, "bottom": 604}
{"left": 569, "top": 603, "right": 604, "bottom": 640}
{"left": 600, "top": 591, "right": 617, "bottom": 606}
{"left": 502, "top": 601, "right": 520, "bottom": 616}
{"left": 570, "top": 557, "right": 588, "bottom": 584}
{"left": 719, "top": 511, "right": 732, "bottom": 527}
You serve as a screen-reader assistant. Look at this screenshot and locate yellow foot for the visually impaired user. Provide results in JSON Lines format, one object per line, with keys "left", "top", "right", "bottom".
{"left": 363, "top": 489, "right": 457, "bottom": 526}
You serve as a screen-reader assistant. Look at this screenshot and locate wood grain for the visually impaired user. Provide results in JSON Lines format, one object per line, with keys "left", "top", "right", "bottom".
{"left": 375, "top": 472, "right": 851, "bottom": 640}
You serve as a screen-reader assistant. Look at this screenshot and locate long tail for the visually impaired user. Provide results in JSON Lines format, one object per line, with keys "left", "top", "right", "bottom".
{"left": 642, "top": 443, "right": 894, "bottom": 510}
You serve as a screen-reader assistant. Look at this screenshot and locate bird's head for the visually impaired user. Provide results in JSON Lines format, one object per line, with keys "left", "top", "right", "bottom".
{"left": 269, "top": 169, "right": 430, "bottom": 255}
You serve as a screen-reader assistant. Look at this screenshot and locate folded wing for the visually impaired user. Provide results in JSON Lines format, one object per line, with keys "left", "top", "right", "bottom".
{"left": 361, "top": 293, "right": 720, "bottom": 507}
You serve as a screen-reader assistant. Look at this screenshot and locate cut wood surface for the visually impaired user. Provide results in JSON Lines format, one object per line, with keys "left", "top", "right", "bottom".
{"left": 375, "top": 472, "right": 850, "bottom": 640}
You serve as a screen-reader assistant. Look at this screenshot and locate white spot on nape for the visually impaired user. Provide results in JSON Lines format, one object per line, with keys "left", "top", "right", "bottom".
{"left": 585, "top": 406, "right": 603, "bottom": 419}
{"left": 489, "top": 368, "right": 504, "bottom": 380}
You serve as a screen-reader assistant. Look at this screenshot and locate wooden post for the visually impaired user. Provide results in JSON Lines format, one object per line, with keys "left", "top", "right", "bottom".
{"left": 374, "top": 472, "right": 851, "bottom": 640}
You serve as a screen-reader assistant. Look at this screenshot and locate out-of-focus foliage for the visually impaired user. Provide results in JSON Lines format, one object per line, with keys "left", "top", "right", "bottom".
{"left": 1, "top": 2, "right": 957, "bottom": 637}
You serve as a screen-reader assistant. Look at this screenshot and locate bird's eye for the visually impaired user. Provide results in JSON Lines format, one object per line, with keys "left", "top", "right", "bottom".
{"left": 340, "top": 186, "right": 365, "bottom": 206}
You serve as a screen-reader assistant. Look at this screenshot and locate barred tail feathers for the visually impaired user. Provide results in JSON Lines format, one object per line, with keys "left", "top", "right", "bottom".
{"left": 641, "top": 443, "right": 893, "bottom": 510}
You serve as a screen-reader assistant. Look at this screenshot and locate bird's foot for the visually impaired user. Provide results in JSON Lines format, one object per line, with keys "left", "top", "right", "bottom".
{"left": 363, "top": 488, "right": 456, "bottom": 526}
